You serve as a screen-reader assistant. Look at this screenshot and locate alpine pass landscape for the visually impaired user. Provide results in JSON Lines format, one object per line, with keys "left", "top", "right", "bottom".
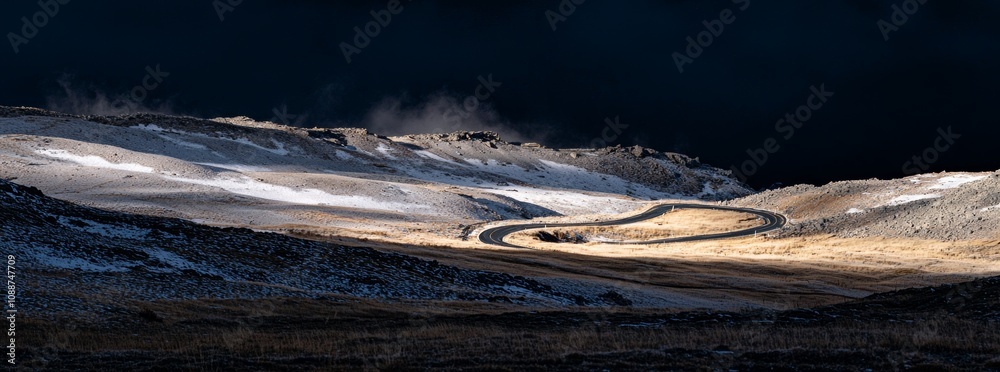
{"left": 2, "top": 1, "right": 1000, "bottom": 370}
{"left": 0, "top": 107, "right": 997, "bottom": 370}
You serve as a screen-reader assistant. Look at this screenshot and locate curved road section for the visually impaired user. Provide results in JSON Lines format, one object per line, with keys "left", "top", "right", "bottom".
{"left": 479, "top": 203, "right": 786, "bottom": 249}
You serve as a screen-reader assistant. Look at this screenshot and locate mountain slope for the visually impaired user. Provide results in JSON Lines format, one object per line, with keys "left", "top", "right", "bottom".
{"left": 0, "top": 107, "right": 751, "bottom": 242}
{"left": 730, "top": 171, "right": 1000, "bottom": 241}
{"left": 0, "top": 178, "right": 661, "bottom": 317}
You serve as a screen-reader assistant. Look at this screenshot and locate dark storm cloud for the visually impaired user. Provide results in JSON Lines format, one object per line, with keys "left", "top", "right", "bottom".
{"left": 1, "top": 0, "right": 997, "bottom": 188}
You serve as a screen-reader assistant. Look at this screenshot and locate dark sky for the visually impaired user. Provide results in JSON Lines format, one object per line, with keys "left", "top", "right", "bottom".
{"left": 1, "top": 0, "right": 998, "bottom": 188}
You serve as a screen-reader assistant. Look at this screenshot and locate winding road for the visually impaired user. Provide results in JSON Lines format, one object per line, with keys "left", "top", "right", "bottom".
{"left": 479, "top": 203, "right": 786, "bottom": 249}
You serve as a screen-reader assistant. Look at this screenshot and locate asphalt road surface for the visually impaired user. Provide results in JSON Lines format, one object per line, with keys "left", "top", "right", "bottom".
{"left": 478, "top": 203, "right": 786, "bottom": 249}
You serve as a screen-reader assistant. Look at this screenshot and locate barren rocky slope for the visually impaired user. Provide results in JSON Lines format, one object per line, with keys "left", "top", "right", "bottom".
{"left": 729, "top": 171, "right": 1000, "bottom": 241}
{"left": 0, "top": 179, "right": 652, "bottom": 319}
{"left": 0, "top": 106, "right": 751, "bottom": 242}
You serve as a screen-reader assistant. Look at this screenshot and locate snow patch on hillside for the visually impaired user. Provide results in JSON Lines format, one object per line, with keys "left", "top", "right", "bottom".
{"left": 484, "top": 186, "right": 638, "bottom": 215}
{"left": 929, "top": 175, "right": 987, "bottom": 190}
{"left": 131, "top": 124, "right": 172, "bottom": 132}
{"left": 132, "top": 124, "right": 290, "bottom": 155}
{"left": 194, "top": 162, "right": 273, "bottom": 172}
{"left": 413, "top": 150, "right": 460, "bottom": 166}
{"left": 36, "top": 149, "right": 154, "bottom": 173}
{"left": 163, "top": 175, "right": 426, "bottom": 212}
{"left": 458, "top": 158, "right": 672, "bottom": 199}
{"left": 376, "top": 144, "right": 397, "bottom": 159}
{"left": 145, "top": 248, "right": 224, "bottom": 277}
{"left": 56, "top": 216, "right": 152, "bottom": 239}
{"left": 888, "top": 194, "right": 941, "bottom": 206}
{"left": 697, "top": 184, "right": 719, "bottom": 198}
{"left": 34, "top": 246, "right": 128, "bottom": 272}
{"left": 334, "top": 150, "right": 354, "bottom": 161}
{"left": 155, "top": 133, "right": 208, "bottom": 150}
{"left": 233, "top": 138, "right": 290, "bottom": 156}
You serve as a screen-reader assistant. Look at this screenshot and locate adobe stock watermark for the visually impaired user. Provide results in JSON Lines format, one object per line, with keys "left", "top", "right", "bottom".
{"left": 110, "top": 65, "right": 171, "bottom": 112}
{"left": 582, "top": 270, "right": 651, "bottom": 335}
{"left": 270, "top": 104, "right": 308, "bottom": 126}
{"left": 672, "top": 0, "right": 750, "bottom": 73}
{"left": 901, "top": 126, "right": 959, "bottom": 175}
{"left": 6, "top": 0, "right": 71, "bottom": 54}
{"left": 590, "top": 116, "right": 628, "bottom": 148}
{"left": 544, "top": 0, "right": 586, "bottom": 31}
{"left": 439, "top": 74, "right": 502, "bottom": 132}
{"left": 340, "top": 0, "right": 412, "bottom": 64}
{"left": 5, "top": 255, "right": 15, "bottom": 365}
{"left": 943, "top": 279, "right": 982, "bottom": 311}
{"left": 213, "top": 0, "right": 245, "bottom": 22}
{"left": 877, "top": 0, "right": 930, "bottom": 41}
{"left": 730, "top": 84, "right": 834, "bottom": 183}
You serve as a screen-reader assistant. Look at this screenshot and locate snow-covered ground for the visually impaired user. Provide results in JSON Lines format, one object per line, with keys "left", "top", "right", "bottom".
{"left": 928, "top": 174, "right": 987, "bottom": 190}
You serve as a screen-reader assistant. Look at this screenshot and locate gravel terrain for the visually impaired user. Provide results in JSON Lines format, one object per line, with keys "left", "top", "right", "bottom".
{"left": 729, "top": 171, "right": 1000, "bottom": 241}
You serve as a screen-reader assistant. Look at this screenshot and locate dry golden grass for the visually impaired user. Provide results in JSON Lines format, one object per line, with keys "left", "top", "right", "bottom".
{"left": 279, "top": 232, "right": 998, "bottom": 310}
{"left": 514, "top": 208, "right": 761, "bottom": 242}
{"left": 256, "top": 202, "right": 1000, "bottom": 310}
{"left": 504, "top": 234, "right": 1000, "bottom": 293}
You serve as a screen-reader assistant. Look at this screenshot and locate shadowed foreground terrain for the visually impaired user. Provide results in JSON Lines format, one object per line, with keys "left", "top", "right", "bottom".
{"left": 21, "top": 276, "right": 1000, "bottom": 370}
